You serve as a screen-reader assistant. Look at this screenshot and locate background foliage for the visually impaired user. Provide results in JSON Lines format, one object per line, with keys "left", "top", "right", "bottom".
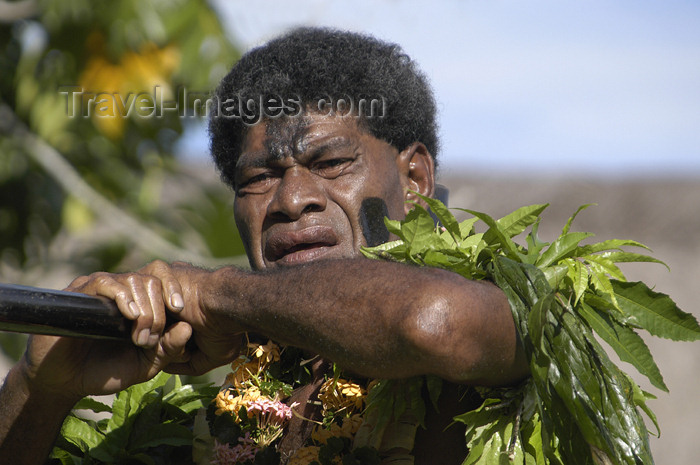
{"left": 0, "top": 0, "right": 247, "bottom": 363}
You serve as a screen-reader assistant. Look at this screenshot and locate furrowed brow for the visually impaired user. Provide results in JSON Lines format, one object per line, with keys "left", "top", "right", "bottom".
{"left": 235, "top": 152, "right": 272, "bottom": 172}
{"left": 303, "top": 137, "right": 355, "bottom": 162}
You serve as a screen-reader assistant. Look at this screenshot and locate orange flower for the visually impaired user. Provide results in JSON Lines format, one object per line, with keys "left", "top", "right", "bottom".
{"left": 318, "top": 379, "right": 366, "bottom": 415}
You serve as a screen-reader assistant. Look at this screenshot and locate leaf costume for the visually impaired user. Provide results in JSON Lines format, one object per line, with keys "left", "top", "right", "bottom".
{"left": 51, "top": 199, "right": 700, "bottom": 465}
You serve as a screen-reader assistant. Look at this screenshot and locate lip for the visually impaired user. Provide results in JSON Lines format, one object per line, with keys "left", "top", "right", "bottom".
{"left": 264, "top": 226, "right": 339, "bottom": 266}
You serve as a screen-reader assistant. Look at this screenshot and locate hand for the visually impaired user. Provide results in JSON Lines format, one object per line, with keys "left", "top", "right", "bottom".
{"left": 18, "top": 270, "right": 193, "bottom": 403}
{"left": 137, "top": 260, "right": 247, "bottom": 376}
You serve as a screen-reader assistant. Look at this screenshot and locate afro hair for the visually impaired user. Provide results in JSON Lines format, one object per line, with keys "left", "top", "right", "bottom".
{"left": 208, "top": 27, "right": 440, "bottom": 188}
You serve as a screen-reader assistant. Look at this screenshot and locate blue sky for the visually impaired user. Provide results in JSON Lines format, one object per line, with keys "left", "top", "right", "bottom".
{"left": 179, "top": 0, "right": 700, "bottom": 178}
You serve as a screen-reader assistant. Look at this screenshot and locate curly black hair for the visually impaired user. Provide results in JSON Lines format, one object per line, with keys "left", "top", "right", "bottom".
{"left": 208, "top": 27, "right": 440, "bottom": 188}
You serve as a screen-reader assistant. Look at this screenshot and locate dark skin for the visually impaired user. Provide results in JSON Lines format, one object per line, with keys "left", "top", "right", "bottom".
{"left": 0, "top": 113, "right": 528, "bottom": 464}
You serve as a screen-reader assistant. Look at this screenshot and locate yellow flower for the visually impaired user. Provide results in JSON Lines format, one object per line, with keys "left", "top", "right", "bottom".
{"left": 311, "top": 413, "right": 364, "bottom": 446}
{"left": 311, "top": 424, "right": 334, "bottom": 444}
{"left": 318, "top": 379, "right": 366, "bottom": 415}
{"left": 288, "top": 445, "right": 321, "bottom": 465}
{"left": 248, "top": 340, "right": 281, "bottom": 369}
{"left": 225, "top": 358, "right": 263, "bottom": 389}
{"left": 342, "top": 414, "right": 364, "bottom": 436}
{"left": 213, "top": 386, "right": 262, "bottom": 420}
{"left": 78, "top": 36, "right": 180, "bottom": 139}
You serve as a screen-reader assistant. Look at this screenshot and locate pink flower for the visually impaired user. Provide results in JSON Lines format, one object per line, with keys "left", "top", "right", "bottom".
{"left": 211, "top": 435, "right": 258, "bottom": 464}
{"left": 247, "top": 398, "right": 298, "bottom": 427}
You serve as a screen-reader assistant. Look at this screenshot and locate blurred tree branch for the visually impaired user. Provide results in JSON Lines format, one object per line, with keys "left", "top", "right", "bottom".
{"left": 0, "top": 1, "right": 37, "bottom": 23}
{"left": 1, "top": 103, "right": 245, "bottom": 267}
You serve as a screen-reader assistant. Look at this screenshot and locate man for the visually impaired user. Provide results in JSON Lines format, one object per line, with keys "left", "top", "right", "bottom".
{"left": 0, "top": 28, "right": 527, "bottom": 464}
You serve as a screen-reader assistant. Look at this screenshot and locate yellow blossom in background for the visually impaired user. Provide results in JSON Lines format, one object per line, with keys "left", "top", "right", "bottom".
{"left": 287, "top": 445, "right": 321, "bottom": 465}
{"left": 319, "top": 378, "right": 366, "bottom": 415}
{"left": 78, "top": 32, "right": 180, "bottom": 139}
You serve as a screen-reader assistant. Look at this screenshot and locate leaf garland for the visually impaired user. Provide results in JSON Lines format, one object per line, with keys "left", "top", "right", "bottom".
{"left": 49, "top": 198, "right": 699, "bottom": 464}
{"left": 362, "top": 195, "right": 700, "bottom": 465}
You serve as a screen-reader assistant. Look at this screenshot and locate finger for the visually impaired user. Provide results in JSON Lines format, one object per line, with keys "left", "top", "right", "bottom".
{"left": 157, "top": 321, "right": 192, "bottom": 364}
{"left": 65, "top": 275, "right": 89, "bottom": 291}
{"left": 125, "top": 274, "right": 160, "bottom": 348}
{"left": 142, "top": 260, "right": 185, "bottom": 313}
{"left": 164, "top": 351, "right": 221, "bottom": 377}
{"left": 144, "top": 276, "right": 167, "bottom": 338}
{"left": 76, "top": 272, "right": 141, "bottom": 320}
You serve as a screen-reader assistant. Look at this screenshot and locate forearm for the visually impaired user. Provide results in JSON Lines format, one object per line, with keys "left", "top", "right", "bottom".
{"left": 204, "top": 258, "right": 527, "bottom": 385}
{"left": 0, "top": 363, "right": 77, "bottom": 464}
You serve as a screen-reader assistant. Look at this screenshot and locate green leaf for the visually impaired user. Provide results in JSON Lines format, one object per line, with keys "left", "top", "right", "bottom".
{"left": 495, "top": 204, "right": 549, "bottom": 238}
{"left": 583, "top": 254, "right": 626, "bottom": 281}
{"left": 536, "top": 231, "right": 594, "bottom": 268}
{"left": 576, "top": 239, "right": 650, "bottom": 255}
{"left": 425, "top": 375, "right": 443, "bottom": 412}
{"left": 597, "top": 251, "right": 668, "bottom": 270}
{"left": 129, "top": 423, "right": 193, "bottom": 450}
{"left": 562, "top": 204, "right": 594, "bottom": 234}
{"left": 383, "top": 217, "right": 403, "bottom": 238}
{"left": 523, "top": 219, "right": 549, "bottom": 265}
{"left": 59, "top": 415, "right": 106, "bottom": 454}
{"left": 400, "top": 206, "right": 440, "bottom": 253}
{"left": 521, "top": 411, "right": 546, "bottom": 465}
{"left": 492, "top": 257, "right": 653, "bottom": 465}
{"left": 613, "top": 280, "right": 700, "bottom": 341}
{"left": 589, "top": 268, "right": 618, "bottom": 308}
{"left": 103, "top": 388, "right": 132, "bottom": 447}
{"left": 567, "top": 260, "right": 588, "bottom": 305}
{"left": 73, "top": 396, "right": 112, "bottom": 414}
{"left": 414, "top": 192, "right": 460, "bottom": 241}
{"left": 458, "top": 217, "right": 479, "bottom": 241}
{"left": 542, "top": 263, "right": 568, "bottom": 289}
{"left": 48, "top": 446, "right": 82, "bottom": 465}
{"left": 579, "top": 302, "right": 668, "bottom": 391}
{"left": 457, "top": 208, "right": 522, "bottom": 260}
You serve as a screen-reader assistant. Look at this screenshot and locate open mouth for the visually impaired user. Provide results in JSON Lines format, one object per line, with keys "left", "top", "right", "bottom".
{"left": 265, "top": 226, "right": 338, "bottom": 265}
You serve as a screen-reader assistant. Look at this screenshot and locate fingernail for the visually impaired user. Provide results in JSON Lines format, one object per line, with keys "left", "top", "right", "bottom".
{"left": 170, "top": 293, "right": 184, "bottom": 311}
{"left": 128, "top": 302, "right": 140, "bottom": 319}
{"left": 137, "top": 329, "right": 150, "bottom": 346}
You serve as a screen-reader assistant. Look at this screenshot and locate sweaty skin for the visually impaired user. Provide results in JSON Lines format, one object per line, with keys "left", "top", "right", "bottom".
{"left": 0, "top": 112, "right": 528, "bottom": 465}
{"left": 159, "top": 114, "right": 527, "bottom": 462}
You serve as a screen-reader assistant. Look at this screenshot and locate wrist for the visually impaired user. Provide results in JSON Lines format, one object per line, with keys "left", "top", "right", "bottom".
{"left": 10, "top": 358, "right": 81, "bottom": 411}
{"left": 202, "top": 266, "right": 255, "bottom": 333}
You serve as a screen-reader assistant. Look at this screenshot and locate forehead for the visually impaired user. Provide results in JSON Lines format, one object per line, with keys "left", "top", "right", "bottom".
{"left": 238, "top": 114, "right": 367, "bottom": 166}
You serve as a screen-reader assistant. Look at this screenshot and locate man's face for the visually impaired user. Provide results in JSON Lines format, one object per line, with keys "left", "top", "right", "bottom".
{"left": 232, "top": 112, "right": 409, "bottom": 270}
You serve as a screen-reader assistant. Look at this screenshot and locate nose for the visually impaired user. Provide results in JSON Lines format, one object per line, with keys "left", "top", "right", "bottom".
{"left": 267, "top": 167, "right": 327, "bottom": 221}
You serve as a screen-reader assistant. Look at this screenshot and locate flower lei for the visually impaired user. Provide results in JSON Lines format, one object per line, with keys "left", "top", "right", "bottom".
{"left": 201, "top": 336, "right": 379, "bottom": 465}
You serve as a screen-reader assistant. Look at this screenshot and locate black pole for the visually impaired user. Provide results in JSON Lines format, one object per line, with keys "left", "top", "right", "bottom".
{"left": 0, "top": 283, "right": 129, "bottom": 340}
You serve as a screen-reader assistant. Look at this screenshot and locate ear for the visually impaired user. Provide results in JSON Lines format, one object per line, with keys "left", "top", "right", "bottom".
{"left": 396, "top": 142, "right": 436, "bottom": 215}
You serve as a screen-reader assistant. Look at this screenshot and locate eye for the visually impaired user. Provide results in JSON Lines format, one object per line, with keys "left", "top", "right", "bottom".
{"left": 312, "top": 157, "right": 353, "bottom": 178}
{"left": 236, "top": 172, "right": 276, "bottom": 195}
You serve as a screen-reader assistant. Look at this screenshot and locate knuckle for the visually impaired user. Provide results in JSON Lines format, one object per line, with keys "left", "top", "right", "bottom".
{"left": 66, "top": 275, "right": 89, "bottom": 289}
{"left": 148, "top": 259, "right": 168, "bottom": 273}
{"left": 92, "top": 273, "right": 115, "bottom": 288}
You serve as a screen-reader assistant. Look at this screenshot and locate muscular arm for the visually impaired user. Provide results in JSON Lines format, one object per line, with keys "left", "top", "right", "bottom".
{"left": 177, "top": 258, "right": 528, "bottom": 386}
{"left": 0, "top": 360, "right": 78, "bottom": 464}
